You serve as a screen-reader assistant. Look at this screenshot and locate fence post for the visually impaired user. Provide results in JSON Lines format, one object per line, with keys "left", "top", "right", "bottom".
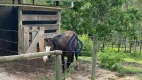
{"left": 91, "top": 34, "right": 98, "bottom": 80}
{"left": 55, "top": 55, "right": 62, "bottom": 80}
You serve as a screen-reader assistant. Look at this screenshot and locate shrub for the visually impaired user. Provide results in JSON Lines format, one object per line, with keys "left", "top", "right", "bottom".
{"left": 98, "top": 50, "right": 126, "bottom": 71}
{"left": 78, "top": 34, "right": 93, "bottom": 56}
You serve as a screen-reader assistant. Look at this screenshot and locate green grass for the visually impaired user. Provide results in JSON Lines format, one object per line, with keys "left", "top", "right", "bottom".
{"left": 78, "top": 56, "right": 92, "bottom": 64}
{"left": 124, "top": 58, "right": 142, "bottom": 65}
{"left": 120, "top": 66, "right": 142, "bottom": 74}
{"left": 79, "top": 54, "right": 142, "bottom": 74}
{"left": 137, "top": 73, "right": 142, "bottom": 79}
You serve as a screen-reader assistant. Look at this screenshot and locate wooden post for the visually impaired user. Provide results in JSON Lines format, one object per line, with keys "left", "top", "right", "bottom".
{"left": 91, "top": 34, "right": 98, "bottom": 80}
{"left": 55, "top": 55, "right": 61, "bottom": 80}
{"left": 39, "top": 27, "right": 45, "bottom": 52}
{"left": 24, "top": 27, "right": 30, "bottom": 52}
{"left": 18, "top": 7, "right": 23, "bottom": 54}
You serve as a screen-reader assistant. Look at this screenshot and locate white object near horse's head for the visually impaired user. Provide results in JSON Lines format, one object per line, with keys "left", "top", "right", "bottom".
{"left": 43, "top": 56, "right": 48, "bottom": 63}
{"left": 43, "top": 46, "right": 51, "bottom": 63}
{"left": 45, "top": 46, "right": 51, "bottom": 52}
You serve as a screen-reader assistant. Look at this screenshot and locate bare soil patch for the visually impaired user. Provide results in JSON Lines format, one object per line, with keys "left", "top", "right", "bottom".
{"left": 0, "top": 58, "right": 140, "bottom": 80}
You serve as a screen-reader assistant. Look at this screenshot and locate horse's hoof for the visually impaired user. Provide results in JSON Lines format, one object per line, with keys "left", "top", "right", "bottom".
{"left": 47, "top": 59, "right": 53, "bottom": 63}
{"left": 74, "top": 65, "right": 79, "bottom": 70}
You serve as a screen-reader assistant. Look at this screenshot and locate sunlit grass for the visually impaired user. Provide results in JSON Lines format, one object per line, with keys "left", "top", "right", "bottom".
{"left": 78, "top": 56, "right": 92, "bottom": 64}
{"left": 120, "top": 66, "right": 142, "bottom": 74}
{"left": 124, "top": 58, "right": 142, "bottom": 65}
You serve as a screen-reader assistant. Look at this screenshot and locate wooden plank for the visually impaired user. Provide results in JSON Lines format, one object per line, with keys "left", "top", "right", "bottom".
{"left": 32, "top": 26, "right": 38, "bottom": 52}
{"left": 0, "top": 3, "right": 73, "bottom": 8}
{"left": 21, "top": 15, "right": 60, "bottom": 21}
{"left": 44, "top": 25, "right": 59, "bottom": 30}
{"left": 56, "top": 11, "right": 61, "bottom": 33}
{"left": 24, "top": 27, "right": 30, "bottom": 52}
{"left": 20, "top": 6, "right": 62, "bottom": 11}
{"left": 44, "top": 33, "right": 58, "bottom": 39}
{"left": 26, "top": 28, "right": 44, "bottom": 53}
{"left": 0, "top": 4, "right": 62, "bottom": 10}
{"left": 29, "top": 26, "right": 32, "bottom": 45}
{"left": 39, "top": 27, "right": 45, "bottom": 52}
{"left": 32, "top": 26, "right": 38, "bottom": 41}
{"left": 18, "top": 7, "right": 23, "bottom": 54}
{"left": 22, "top": 24, "right": 59, "bottom": 28}
{"left": 24, "top": 26, "right": 59, "bottom": 32}
{"left": 0, "top": 50, "right": 62, "bottom": 63}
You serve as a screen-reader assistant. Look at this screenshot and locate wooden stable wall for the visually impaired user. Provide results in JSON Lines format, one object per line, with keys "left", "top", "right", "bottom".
{"left": 18, "top": 6, "right": 62, "bottom": 54}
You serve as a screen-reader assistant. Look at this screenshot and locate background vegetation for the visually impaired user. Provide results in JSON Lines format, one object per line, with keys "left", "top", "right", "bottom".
{"left": 61, "top": 0, "right": 142, "bottom": 75}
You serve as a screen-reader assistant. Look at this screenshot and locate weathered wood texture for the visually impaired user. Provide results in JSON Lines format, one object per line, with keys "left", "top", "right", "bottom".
{"left": 21, "top": 15, "right": 60, "bottom": 21}
{"left": 0, "top": 50, "right": 62, "bottom": 80}
{"left": 91, "top": 34, "right": 98, "bottom": 80}
{"left": 18, "top": 7, "right": 23, "bottom": 55}
{"left": 25, "top": 27, "right": 44, "bottom": 53}
{"left": 20, "top": 6, "right": 62, "bottom": 11}
{"left": 0, "top": 50, "right": 62, "bottom": 63}
{"left": 39, "top": 27, "right": 45, "bottom": 52}
{"left": 55, "top": 55, "right": 62, "bottom": 80}
{"left": 18, "top": 6, "right": 61, "bottom": 54}
{"left": 24, "top": 27, "right": 29, "bottom": 52}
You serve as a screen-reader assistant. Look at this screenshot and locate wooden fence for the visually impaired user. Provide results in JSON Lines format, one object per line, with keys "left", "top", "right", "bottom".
{"left": 0, "top": 34, "right": 98, "bottom": 80}
{"left": 0, "top": 50, "right": 62, "bottom": 80}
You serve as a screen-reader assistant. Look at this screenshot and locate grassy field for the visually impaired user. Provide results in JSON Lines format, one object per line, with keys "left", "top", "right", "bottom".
{"left": 78, "top": 53, "right": 142, "bottom": 78}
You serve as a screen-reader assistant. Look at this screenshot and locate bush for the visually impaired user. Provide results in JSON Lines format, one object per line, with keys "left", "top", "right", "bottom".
{"left": 98, "top": 50, "right": 126, "bottom": 71}
{"left": 78, "top": 34, "right": 93, "bottom": 56}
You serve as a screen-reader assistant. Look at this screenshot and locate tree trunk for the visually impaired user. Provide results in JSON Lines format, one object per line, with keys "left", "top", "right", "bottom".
{"left": 130, "top": 41, "right": 132, "bottom": 53}
{"left": 124, "top": 36, "right": 127, "bottom": 52}
{"left": 102, "top": 40, "right": 105, "bottom": 51}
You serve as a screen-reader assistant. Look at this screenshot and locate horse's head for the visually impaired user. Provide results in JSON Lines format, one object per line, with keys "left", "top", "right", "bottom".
{"left": 45, "top": 38, "right": 54, "bottom": 51}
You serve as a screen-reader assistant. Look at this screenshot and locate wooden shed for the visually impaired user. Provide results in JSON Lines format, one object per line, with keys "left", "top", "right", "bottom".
{"left": 0, "top": 0, "right": 73, "bottom": 56}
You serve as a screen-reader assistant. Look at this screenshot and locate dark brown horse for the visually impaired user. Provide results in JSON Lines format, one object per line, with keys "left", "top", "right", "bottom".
{"left": 43, "top": 31, "right": 79, "bottom": 72}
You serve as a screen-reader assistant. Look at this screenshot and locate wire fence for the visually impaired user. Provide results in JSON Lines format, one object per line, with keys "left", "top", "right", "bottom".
{"left": 98, "top": 35, "right": 142, "bottom": 53}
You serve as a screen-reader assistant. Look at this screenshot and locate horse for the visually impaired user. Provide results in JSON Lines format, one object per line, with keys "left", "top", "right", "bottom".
{"left": 43, "top": 31, "right": 80, "bottom": 72}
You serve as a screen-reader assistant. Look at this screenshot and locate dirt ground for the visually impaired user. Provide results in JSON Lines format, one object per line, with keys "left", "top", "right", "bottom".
{"left": 0, "top": 58, "right": 140, "bottom": 80}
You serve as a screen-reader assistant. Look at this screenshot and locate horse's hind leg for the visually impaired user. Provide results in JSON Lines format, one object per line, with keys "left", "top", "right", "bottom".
{"left": 75, "top": 54, "right": 78, "bottom": 60}
{"left": 67, "top": 53, "right": 74, "bottom": 69}
{"left": 75, "top": 53, "right": 79, "bottom": 70}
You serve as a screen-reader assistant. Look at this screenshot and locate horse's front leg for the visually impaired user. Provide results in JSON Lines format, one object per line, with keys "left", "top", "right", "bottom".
{"left": 61, "top": 55, "right": 65, "bottom": 73}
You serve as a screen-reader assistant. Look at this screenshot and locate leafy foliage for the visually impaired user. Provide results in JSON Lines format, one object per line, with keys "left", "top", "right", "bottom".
{"left": 98, "top": 50, "right": 126, "bottom": 71}
{"left": 78, "top": 34, "right": 93, "bottom": 56}
{"left": 61, "top": 0, "right": 142, "bottom": 41}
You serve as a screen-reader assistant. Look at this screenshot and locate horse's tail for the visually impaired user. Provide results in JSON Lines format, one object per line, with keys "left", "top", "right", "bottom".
{"left": 67, "top": 34, "right": 83, "bottom": 60}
